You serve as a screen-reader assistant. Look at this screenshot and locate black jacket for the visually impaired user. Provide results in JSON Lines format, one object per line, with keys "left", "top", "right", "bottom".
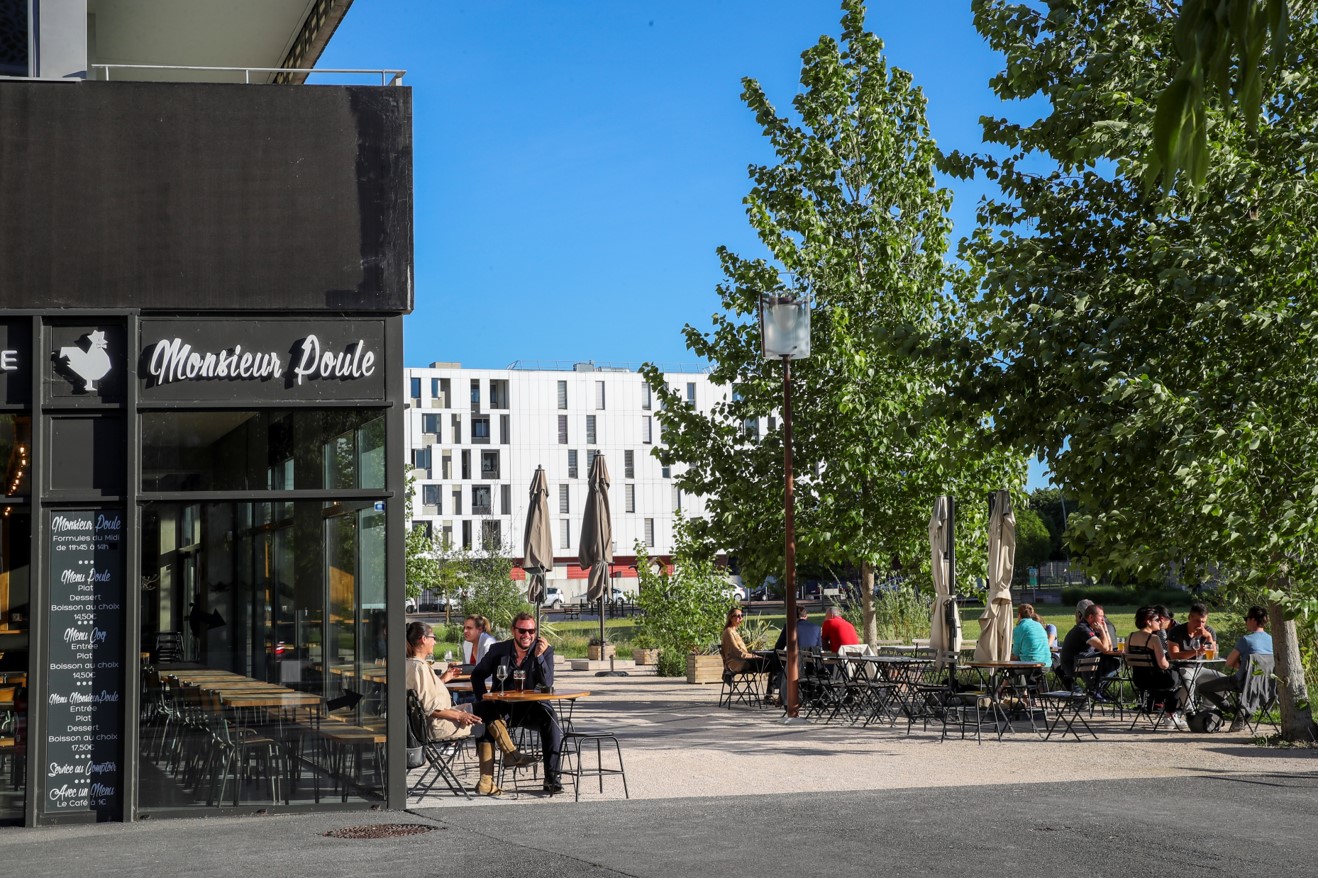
{"left": 471, "top": 638, "right": 556, "bottom": 700}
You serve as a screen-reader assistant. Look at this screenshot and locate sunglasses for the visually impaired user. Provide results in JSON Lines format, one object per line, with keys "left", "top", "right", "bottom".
{"left": 514, "top": 627, "right": 538, "bottom": 635}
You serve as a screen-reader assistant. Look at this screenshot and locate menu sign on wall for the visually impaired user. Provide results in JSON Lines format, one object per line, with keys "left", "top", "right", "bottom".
{"left": 45, "top": 510, "right": 124, "bottom": 817}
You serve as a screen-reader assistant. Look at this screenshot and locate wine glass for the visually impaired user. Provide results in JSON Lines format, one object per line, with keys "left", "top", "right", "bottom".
{"left": 513, "top": 668, "right": 526, "bottom": 691}
{"left": 495, "top": 662, "right": 509, "bottom": 692}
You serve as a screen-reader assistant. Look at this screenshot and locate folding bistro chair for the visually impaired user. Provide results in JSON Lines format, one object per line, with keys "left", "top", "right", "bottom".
{"left": 1039, "top": 654, "right": 1099, "bottom": 741}
{"left": 718, "top": 646, "right": 763, "bottom": 709}
{"left": 406, "top": 689, "right": 470, "bottom": 800}
{"left": 1124, "top": 647, "right": 1179, "bottom": 731}
{"left": 1232, "top": 654, "right": 1279, "bottom": 735}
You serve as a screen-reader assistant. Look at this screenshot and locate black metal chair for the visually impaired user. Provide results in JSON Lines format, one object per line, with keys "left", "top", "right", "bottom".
{"left": 405, "top": 689, "right": 470, "bottom": 800}
{"left": 1124, "top": 647, "right": 1179, "bottom": 731}
{"left": 1039, "top": 655, "right": 1100, "bottom": 741}
{"left": 718, "top": 647, "right": 763, "bottom": 709}
{"left": 1231, "top": 654, "right": 1279, "bottom": 735}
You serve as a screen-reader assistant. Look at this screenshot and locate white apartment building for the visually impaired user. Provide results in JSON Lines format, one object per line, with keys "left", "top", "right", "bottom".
{"left": 404, "top": 361, "right": 726, "bottom": 601}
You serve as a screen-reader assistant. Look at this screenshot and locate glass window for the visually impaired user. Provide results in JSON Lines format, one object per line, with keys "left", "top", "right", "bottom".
{"left": 450, "top": 414, "right": 462, "bottom": 444}
{"left": 142, "top": 410, "right": 385, "bottom": 492}
{"left": 567, "top": 449, "right": 577, "bottom": 479}
{"left": 500, "top": 414, "right": 509, "bottom": 445}
{"left": 624, "top": 450, "right": 634, "bottom": 479}
{"left": 586, "top": 415, "right": 596, "bottom": 445}
{"left": 500, "top": 484, "right": 511, "bottom": 514}
{"left": 472, "top": 485, "right": 491, "bottom": 514}
{"left": 595, "top": 381, "right": 605, "bottom": 410}
{"left": 625, "top": 483, "right": 635, "bottom": 513}
{"left": 137, "top": 501, "right": 386, "bottom": 810}
{"left": 422, "top": 413, "right": 440, "bottom": 435}
{"left": 686, "top": 383, "right": 696, "bottom": 405}
{"left": 0, "top": 415, "right": 31, "bottom": 498}
{"left": 558, "top": 484, "right": 569, "bottom": 514}
{"left": 481, "top": 520, "right": 501, "bottom": 551}
{"left": 641, "top": 384, "right": 651, "bottom": 410}
{"left": 470, "top": 379, "right": 480, "bottom": 406}
{"left": 642, "top": 417, "right": 652, "bottom": 444}
{"left": 587, "top": 449, "right": 599, "bottom": 471}
{"left": 462, "top": 519, "right": 472, "bottom": 549}
{"left": 0, "top": 511, "right": 30, "bottom": 823}
{"left": 422, "top": 483, "right": 441, "bottom": 508}
{"left": 461, "top": 450, "right": 471, "bottom": 480}
{"left": 480, "top": 450, "right": 499, "bottom": 479}
{"left": 556, "top": 381, "right": 567, "bottom": 410}
{"left": 644, "top": 518, "right": 655, "bottom": 547}
{"left": 409, "top": 377, "right": 421, "bottom": 399}
{"left": 559, "top": 518, "right": 570, "bottom": 549}
{"left": 557, "top": 415, "right": 568, "bottom": 445}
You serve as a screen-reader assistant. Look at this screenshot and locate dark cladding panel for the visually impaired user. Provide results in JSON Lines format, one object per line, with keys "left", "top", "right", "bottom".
{"left": 0, "top": 81, "right": 412, "bottom": 312}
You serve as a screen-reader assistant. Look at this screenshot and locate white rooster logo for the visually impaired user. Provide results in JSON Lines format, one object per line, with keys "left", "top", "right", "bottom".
{"left": 58, "top": 330, "right": 112, "bottom": 392}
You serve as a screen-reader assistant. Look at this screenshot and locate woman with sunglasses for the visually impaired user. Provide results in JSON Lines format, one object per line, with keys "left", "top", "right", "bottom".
{"left": 721, "top": 607, "right": 770, "bottom": 676}
{"left": 405, "top": 621, "right": 533, "bottom": 796}
{"left": 470, "top": 612, "right": 564, "bottom": 794}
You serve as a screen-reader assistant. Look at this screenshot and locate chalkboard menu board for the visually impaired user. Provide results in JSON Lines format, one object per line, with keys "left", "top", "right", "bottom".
{"left": 45, "top": 510, "right": 124, "bottom": 817}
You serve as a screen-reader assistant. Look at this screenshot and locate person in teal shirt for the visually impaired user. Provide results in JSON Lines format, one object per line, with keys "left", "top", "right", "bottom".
{"left": 1011, "top": 603, "right": 1052, "bottom": 666}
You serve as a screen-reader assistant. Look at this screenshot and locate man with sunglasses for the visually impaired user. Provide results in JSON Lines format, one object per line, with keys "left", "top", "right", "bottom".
{"left": 472, "top": 612, "right": 564, "bottom": 793}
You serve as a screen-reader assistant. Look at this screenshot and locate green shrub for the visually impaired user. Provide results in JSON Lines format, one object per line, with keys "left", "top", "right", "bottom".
{"left": 655, "top": 647, "right": 687, "bottom": 677}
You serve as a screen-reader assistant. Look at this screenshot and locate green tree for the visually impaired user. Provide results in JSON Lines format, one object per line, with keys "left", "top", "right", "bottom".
{"left": 634, "top": 528, "right": 735, "bottom": 674}
{"left": 1013, "top": 507, "right": 1053, "bottom": 578}
{"left": 954, "top": 0, "right": 1318, "bottom": 738}
{"left": 642, "top": 0, "right": 1022, "bottom": 646}
{"left": 404, "top": 466, "right": 442, "bottom": 600}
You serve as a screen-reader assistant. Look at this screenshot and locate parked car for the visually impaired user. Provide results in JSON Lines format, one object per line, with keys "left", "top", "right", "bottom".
{"left": 404, "top": 597, "right": 417, "bottom": 614}
{"left": 724, "top": 584, "right": 748, "bottom": 601}
{"left": 543, "top": 586, "right": 566, "bottom": 609}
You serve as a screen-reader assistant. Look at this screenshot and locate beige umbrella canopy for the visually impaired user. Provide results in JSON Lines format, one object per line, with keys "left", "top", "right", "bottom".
{"left": 579, "top": 454, "right": 613, "bottom": 605}
{"left": 974, "top": 490, "right": 1017, "bottom": 663}
{"left": 929, "top": 495, "right": 961, "bottom": 668}
{"left": 522, "top": 466, "right": 553, "bottom": 604}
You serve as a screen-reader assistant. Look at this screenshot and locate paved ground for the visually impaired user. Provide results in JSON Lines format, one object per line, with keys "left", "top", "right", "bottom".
{"left": 2, "top": 664, "right": 1316, "bottom": 876}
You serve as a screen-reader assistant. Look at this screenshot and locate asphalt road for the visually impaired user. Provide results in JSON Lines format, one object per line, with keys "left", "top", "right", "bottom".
{"left": 1, "top": 774, "right": 1313, "bottom": 877}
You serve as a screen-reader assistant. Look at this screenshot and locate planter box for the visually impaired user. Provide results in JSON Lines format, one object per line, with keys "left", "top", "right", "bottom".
{"left": 632, "top": 648, "right": 659, "bottom": 665}
{"left": 588, "top": 643, "right": 616, "bottom": 661}
{"left": 686, "top": 653, "right": 723, "bottom": 684}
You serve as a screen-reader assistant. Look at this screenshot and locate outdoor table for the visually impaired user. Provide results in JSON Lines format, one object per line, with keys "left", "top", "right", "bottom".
{"left": 481, "top": 688, "right": 591, "bottom": 733}
{"left": 966, "top": 661, "right": 1046, "bottom": 738}
{"left": 1170, "top": 657, "right": 1226, "bottom": 711}
{"left": 850, "top": 655, "right": 932, "bottom": 729}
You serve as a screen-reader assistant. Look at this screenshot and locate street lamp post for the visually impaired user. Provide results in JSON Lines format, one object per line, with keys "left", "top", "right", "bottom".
{"left": 758, "top": 290, "right": 811, "bottom": 720}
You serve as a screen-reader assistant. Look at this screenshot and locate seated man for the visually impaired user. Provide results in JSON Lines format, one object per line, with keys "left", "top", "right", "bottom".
{"left": 471, "top": 612, "right": 564, "bottom": 793}
{"left": 1166, "top": 602, "right": 1217, "bottom": 659}
{"left": 820, "top": 606, "right": 860, "bottom": 654}
{"left": 1199, "top": 605, "right": 1274, "bottom": 730}
{"left": 767, "top": 607, "right": 823, "bottom": 701}
{"left": 1057, "top": 603, "right": 1118, "bottom": 696}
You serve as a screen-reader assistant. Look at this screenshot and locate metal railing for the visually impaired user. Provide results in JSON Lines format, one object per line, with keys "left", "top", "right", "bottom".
{"left": 91, "top": 64, "right": 405, "bottom": 85}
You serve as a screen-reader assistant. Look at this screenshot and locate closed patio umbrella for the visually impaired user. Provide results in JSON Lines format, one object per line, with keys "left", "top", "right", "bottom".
{"left": 929, "top": 495, "right": 961, "bottom": 668}
{"left": 974, "top": 490, "right": 1016, "bottom": 663}
{"left": 522, "top": 466, "right": 554, "bottom": 624}
{"left": 579, "top": 454, "right": 613, "bottom": 645}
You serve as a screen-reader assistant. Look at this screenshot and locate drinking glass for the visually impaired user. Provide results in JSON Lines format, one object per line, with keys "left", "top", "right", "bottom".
{"left": 513, "top": 668, "right": 526, "bottom": 690}
{"left": 495, "top": 662, "right": 509, "bottom": 692}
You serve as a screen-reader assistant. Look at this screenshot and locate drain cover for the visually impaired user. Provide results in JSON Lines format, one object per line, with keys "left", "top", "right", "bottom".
{"left": 325, "top": 823, "right": 439, "bottom": 840}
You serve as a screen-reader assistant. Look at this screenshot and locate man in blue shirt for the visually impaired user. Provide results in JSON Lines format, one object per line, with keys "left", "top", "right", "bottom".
{"left": 767, "top": 608, "right": 823, "bottom": 703}
{"left": 1199, "top": 605, "right": 1273, "bottom": 729}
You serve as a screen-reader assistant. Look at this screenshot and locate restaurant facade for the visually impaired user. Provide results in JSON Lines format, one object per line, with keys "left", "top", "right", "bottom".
{"left": 0, "top": 2, "right": 413, "bottom": 825}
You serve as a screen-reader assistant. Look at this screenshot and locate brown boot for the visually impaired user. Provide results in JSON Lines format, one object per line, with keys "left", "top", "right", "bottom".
{"left": 489, "top": 719, "right": 536, "bottom": 768}
{"left": 474, "top": 740, "right": 503, "bottom": 797}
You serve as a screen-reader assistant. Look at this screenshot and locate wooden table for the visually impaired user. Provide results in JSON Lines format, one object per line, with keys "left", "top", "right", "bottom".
{"left": 481, "top": 689, "right": 591, "bottom": 731}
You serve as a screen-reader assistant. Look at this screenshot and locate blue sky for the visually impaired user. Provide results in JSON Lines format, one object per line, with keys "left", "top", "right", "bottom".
{"left": 318, "top": 1, "right": 1049, "bottom": 488}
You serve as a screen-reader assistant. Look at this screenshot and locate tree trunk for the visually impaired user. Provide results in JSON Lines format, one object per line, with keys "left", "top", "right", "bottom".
{"left": 1268, "top": 600, "right": 1318, "bottom": 742}
{"left": 861, "top": 560, "right": 877, "bottom": 647}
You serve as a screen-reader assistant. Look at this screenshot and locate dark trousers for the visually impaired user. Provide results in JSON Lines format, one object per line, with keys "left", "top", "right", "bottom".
{"left": 499, "top": 702, "right": 563, "bottom": 780}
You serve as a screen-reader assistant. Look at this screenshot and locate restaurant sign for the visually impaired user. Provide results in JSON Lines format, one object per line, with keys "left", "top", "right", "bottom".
{"left": 44, "top": 510, "right": 124, "bottom": 818}
{"left": 139, "top": 318, "right": 388, "bottom": 401}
